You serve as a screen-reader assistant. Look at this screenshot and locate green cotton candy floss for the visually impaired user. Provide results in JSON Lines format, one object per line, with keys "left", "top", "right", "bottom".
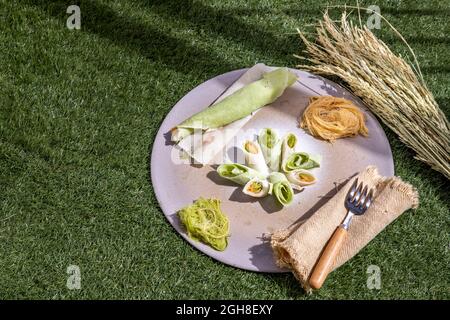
{"left": 178, "top": 198, "right": 230, "bottom": 251}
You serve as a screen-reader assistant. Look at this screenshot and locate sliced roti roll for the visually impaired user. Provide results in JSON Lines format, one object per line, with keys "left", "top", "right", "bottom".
{"left": 243, "top": 178, "right": 271, "bottom": 198}
{"left": 280, "top": 132, "right": 298, "bottom": 171}
{"left": 258, "top": 128, "right": 283, "bottom": 172}
{"left": 217, "top": 163, "right": 266, "bottom": 185}
{"left": 287, "top": 169, "right": 317, "bottom": 189}
{"left": 267, "top": 172, "right": 294, "bottom": 206}
{"left": 243, "top": 140, "right": 270, "bottom": 176}
{"left": 281, "top": 152, "right": 321, "bottom": 172}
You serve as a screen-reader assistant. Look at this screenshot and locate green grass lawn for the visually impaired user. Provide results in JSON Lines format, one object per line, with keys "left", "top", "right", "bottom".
{"left": 1, "top": 0, "right": 449, "bottom": 299}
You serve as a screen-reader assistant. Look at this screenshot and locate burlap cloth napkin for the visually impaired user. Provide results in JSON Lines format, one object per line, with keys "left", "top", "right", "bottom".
{"left": 271, "top": 165, "right": 418, "bottom": 291}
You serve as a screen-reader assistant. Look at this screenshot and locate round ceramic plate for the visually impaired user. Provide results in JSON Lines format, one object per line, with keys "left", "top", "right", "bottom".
{"left": 151, "top": 68, "right": 394, "bottom": 272}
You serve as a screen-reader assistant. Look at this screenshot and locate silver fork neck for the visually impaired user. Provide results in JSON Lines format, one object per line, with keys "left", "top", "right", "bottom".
{"left": 341, "top": 210, "right": 354, "bottom": 230}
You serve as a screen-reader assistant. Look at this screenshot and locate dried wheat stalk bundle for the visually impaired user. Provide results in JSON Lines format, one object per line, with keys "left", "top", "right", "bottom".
{"left": 295, "top": 10, "right": 450, "bottom": 179}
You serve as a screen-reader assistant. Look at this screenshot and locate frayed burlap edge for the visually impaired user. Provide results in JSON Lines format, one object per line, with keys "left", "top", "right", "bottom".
{"left": 270, "top": 166, "right": 419, "bottom": 293}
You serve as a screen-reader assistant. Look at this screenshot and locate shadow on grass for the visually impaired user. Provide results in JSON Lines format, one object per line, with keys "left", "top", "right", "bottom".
{"left": 379, "top": 7, "right": 450, "bottom": 17}
{"left": 24, "top": 0, "right": 239, "bottom": 76}
{"left": 144, "top": 0, "right": 313, "bottom": 63}
{"left": 392, "top": 35, "right": 450, "bottom": 46}
{"left": 435, "top": 97, "right": 450, "bottom": 119}
{"left": 24, "top": 0, "right": 318, "bottom": 76}
{"left": 421, "top": 66, "right": 450, "bottom": 74}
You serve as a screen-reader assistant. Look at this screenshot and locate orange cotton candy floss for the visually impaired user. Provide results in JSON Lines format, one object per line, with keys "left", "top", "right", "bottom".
{"left": 300, "top": 96, "right": 369, "bottom": 142}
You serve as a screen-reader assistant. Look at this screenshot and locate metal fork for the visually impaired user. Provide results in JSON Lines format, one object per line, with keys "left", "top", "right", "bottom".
{"left": 309, "top": 179, "right": 375, "bottom": 289}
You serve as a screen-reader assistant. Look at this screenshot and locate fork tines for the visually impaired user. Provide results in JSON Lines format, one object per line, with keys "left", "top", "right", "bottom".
{"left": 346, "top": 179, "right": 375, "bottom": 214}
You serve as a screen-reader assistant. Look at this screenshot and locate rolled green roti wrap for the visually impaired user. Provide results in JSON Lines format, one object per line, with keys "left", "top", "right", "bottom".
{"left": 258, "top": 128, "right": 283, "bottom": 172}
{"left": 282, "top": 152, "right": 321, "bottom": 172}
{"left": 217, "top": 163, "right": 266, "bottom": 185}
{"left": 268, "top": 172, "right": 294, "bottom": 206}
{"left": 172, "top": 68, "right": 297, "bottom": 142}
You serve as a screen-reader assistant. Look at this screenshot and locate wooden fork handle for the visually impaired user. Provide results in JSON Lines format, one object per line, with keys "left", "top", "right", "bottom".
{"left": 309, "top": 225, "right": 348, "bottom": 290}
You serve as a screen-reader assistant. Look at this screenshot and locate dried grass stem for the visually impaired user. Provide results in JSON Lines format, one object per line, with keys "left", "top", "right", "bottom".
{"left": 296, "top": 11, "right": 450, "bottom": 179}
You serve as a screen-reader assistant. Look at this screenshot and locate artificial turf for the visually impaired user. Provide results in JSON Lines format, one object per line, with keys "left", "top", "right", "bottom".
{"left": 0, "top": 0, "right": 449, "bottom": 299}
